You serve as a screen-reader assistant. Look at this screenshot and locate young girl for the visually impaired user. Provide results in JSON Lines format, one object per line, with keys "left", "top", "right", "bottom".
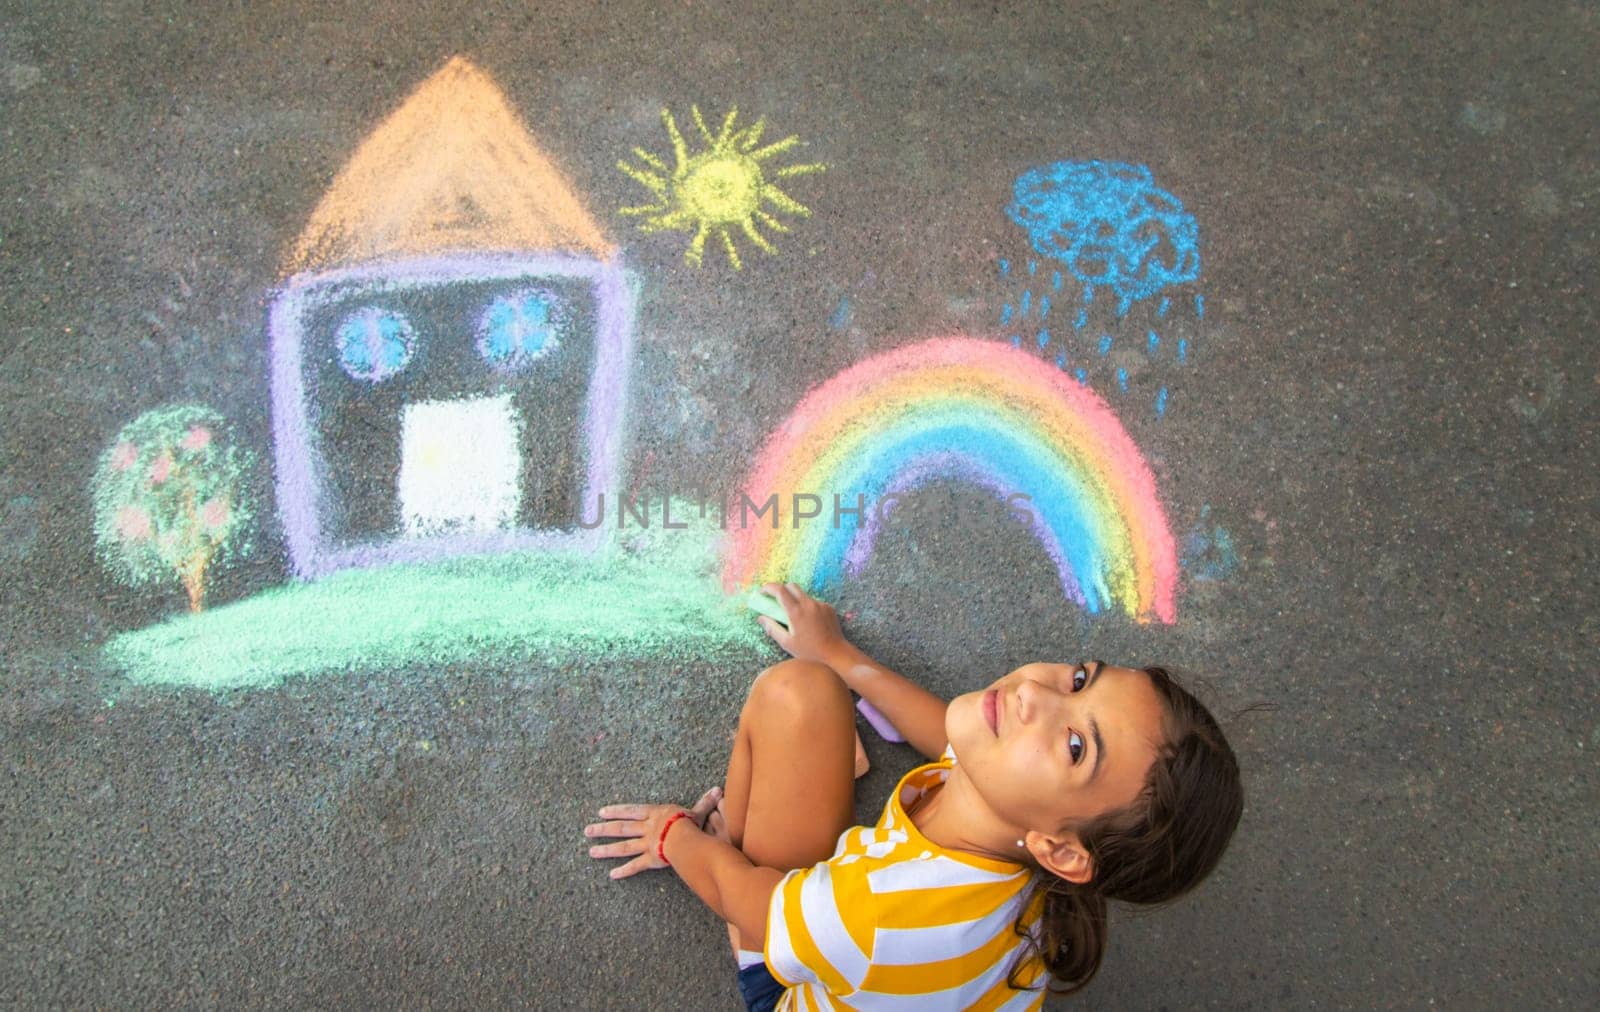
{"left": 585, "top": 582, "right": 1243, "bottom": 1010}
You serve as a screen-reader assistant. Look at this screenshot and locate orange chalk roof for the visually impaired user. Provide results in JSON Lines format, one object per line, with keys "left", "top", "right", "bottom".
{"left": 285, "top": 56, "right": 614, "bottom": 275}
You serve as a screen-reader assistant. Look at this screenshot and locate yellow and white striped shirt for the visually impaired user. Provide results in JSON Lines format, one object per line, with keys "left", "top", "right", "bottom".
{"left": 764, "top": 751, "right": 1048, "bottom": 1010}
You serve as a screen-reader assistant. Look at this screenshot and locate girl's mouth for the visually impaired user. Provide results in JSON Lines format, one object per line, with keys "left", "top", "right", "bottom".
{"left": 983, "top": 689, "right": 999, "bottom": 736}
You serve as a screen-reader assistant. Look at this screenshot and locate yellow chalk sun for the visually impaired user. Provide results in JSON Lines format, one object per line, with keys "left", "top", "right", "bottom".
{"left": 618, "top": 106, "right": 826, "bottom": 270}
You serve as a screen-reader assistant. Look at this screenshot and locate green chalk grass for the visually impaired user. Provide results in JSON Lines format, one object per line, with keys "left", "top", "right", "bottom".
{"left": 105, "top": 508, "right": 769, "bottom": 692}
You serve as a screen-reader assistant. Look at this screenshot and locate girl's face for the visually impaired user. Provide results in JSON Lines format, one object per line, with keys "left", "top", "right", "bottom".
{"left": 947, "top": 661, "right": 1167, "bottom": 835}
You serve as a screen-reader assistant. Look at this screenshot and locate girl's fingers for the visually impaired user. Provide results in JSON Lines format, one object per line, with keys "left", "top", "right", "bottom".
{"left": 765, "top": 581, "right": 795, "bottom": 604}
{"left": 587, "top": 840, "right": 643, "bottom": 860}
{"left": 757, "top": 615, "right": 792, "bottom": 650}
{"left": 584, "top": 819, "right": 646, "bottom": 838}
{"left": 609, "top": 854, "right": 657, "bottom": 880}
{"left": 596, "top": 804, "right": 649, "bottom": 820}
{"left": 689, "top": 786, "right": 722, "bottom": 823}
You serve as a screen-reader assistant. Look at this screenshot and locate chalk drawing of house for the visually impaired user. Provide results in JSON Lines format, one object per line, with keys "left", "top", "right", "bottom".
{"left": 268, "top": 57, "right": 634, "bottom": 578}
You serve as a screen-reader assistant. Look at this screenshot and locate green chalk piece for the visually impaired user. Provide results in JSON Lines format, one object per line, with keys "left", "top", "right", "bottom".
{"left": 746, "top": 588, "right": 789, "bottom": 627}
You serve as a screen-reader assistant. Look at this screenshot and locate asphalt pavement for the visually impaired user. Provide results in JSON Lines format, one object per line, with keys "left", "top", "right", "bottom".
{"left": 1, "top": 2, "right": 1595, "bottom": 1008}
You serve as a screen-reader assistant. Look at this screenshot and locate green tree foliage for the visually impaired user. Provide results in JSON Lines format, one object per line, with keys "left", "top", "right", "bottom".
{"left": 92, "top": 405, "right": 252, "bottom": 612}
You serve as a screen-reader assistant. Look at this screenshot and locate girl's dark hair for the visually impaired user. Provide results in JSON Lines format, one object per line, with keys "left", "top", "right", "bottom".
{"left": 1006, "top": 665, "right": 1244, "bottom": 995}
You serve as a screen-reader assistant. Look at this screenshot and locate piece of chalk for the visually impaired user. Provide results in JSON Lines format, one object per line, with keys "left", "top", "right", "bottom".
{"left": 856, "top": 698, "right": 906, "bottom": 743}
{"left": 746, "top": 589, "right": 789, "bottom": 626}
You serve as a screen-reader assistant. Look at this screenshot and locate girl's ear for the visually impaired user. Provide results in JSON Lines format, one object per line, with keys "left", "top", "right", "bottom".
{"left": 1025, "top": 831, "right": 1094, "bottom": 885}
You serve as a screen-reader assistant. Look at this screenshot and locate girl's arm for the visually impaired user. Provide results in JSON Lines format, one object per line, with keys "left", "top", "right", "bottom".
{"left": 821, "top": 639, "right": 951, "bottom": 761}
{"left": 662, "top": 821, "right": 783, "bottom": 948}
{"left": 760, "top": 582, "right": 950, "bottom": 761}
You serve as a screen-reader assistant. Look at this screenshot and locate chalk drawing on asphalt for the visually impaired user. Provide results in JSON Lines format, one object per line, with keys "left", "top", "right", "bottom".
{"left": 1180, "top": 504, "right": 1238, "bottom": 582}
{"left": 102, "top": 58, "right": 769, "bottom": 691}
{"left": 97, "top": 66, "right": 1213, "bottom": 691}
{"left": 996, "top": 160, "right": 1206, "bottom": 419}
{"left": 107, "top": 497, "right": 764, "bottom": 691}
{"left": 618, "top": 105, "right": 826, "bottom": 270}
{"left": 722, "top": 336, "right": 1180, "bottom": 624}
{"left": 92, "top": 405, "right": 252, "bottom": 613}
{"left": 269, "top": 56, "right": 635, "bottom": 580}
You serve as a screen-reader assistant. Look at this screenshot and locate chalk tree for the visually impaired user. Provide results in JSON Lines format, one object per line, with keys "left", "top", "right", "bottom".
{"left": 92, "top": 405, "right": 251, "bottom": 612}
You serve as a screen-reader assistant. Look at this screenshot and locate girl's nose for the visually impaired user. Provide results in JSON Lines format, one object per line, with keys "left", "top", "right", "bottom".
{"left": 1017, "top": 678, "right": 1067, "bottom": 723}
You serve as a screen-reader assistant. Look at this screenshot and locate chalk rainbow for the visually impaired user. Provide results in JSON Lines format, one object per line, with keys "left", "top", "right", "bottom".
{"left": 722, "top": 337, "right": 1179, "bottom": 623}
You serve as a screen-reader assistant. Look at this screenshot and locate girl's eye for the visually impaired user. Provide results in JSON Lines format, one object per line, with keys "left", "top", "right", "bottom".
{"left": 1072, "top": 667, "right": 1088, "bottom": 691}
{"left": 1068, "top": 731, "right": 1084, "bottom": 763}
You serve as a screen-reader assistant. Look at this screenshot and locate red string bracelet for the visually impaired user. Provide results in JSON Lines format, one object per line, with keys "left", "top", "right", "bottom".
{"left": 656, "top": 811, "right": 693, "bottom": 866}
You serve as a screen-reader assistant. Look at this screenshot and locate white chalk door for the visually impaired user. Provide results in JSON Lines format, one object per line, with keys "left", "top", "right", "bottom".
{"left": 397, "top": 394, "right": 524, "bottom": 536}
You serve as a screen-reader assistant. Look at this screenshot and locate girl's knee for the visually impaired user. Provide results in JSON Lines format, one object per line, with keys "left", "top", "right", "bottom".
{"left": 746, "top": 658, "right": 851, "bottom": 720}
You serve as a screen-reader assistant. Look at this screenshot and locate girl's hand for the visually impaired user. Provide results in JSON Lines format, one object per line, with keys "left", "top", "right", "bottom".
{"left": 703, "top": 799, "right": 731, "bottom": 846}
{"left": 585, "top": 786, "right": 722, "bottom": 880}
{"left": 758, "top": 582, "right": 851, "bottom": 666}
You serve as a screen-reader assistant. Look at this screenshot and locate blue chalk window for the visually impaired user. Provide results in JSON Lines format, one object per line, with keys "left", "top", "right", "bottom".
{"left": 336, "top": 307, "right": 415, "bottom": 382}
{"left": 477, "top": 290, "right": 560, "bottom": 370}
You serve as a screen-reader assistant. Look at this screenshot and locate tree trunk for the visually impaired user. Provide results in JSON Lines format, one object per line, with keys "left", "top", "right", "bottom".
{"left": 181, "top": 561, "right": 205, "bottom": 613}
